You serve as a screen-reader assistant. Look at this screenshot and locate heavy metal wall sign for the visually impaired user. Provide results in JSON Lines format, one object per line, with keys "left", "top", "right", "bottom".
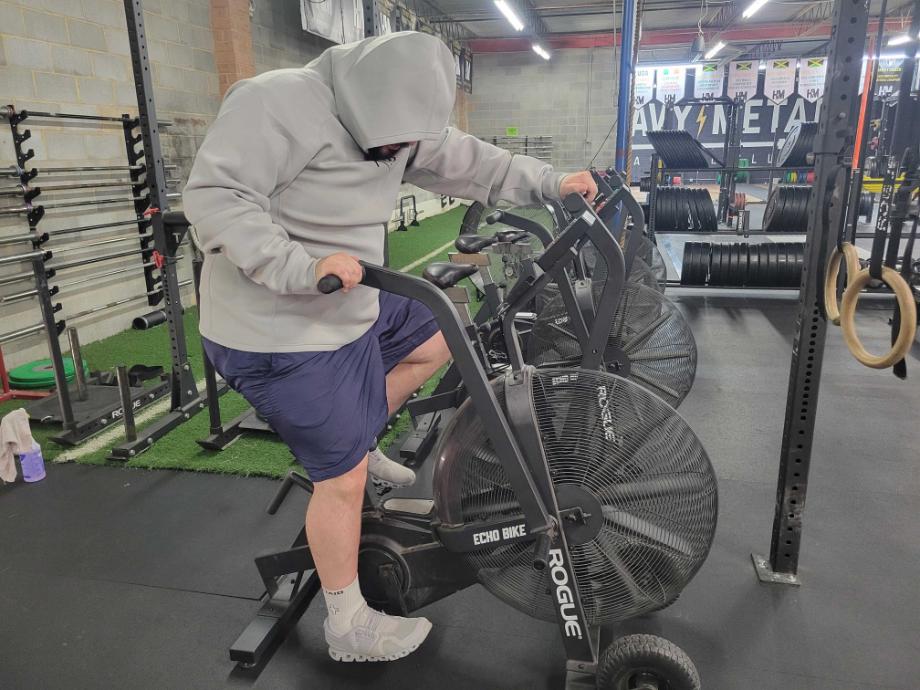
{"left": 631, "top": 79, "right": 822, "bottom": 179}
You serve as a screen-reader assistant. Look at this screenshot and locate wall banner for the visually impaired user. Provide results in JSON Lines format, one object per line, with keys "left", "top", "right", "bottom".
{"left": 876, "top": 59, "right": 903, "bottom": 98}
{"left": 694, "top": 63, "right": 724, "bottom": 99}
{"left": 763, "top": 58, "right": 796, "bottom": 104}
{"left": 300, "top": 0, "right": 364, "bottom": 45}
{"left": 657, "top": 66, "right": 686, "bottom": 104}
{"left": 635, "top": 67, "right": 656, "bottom": 107}
{"left": 727, "top": 60, "right": 758, "bottom": 100}
{"left": 798, "top": 57, "right": 827, "bottom": 102}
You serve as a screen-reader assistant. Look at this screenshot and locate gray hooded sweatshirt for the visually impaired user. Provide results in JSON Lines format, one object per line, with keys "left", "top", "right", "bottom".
{"left": 184, "top": 32, "right": 566, "bottom": 352}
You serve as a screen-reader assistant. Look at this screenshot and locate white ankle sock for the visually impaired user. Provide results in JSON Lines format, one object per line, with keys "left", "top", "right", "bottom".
{"left": 323, "top": 576, "right": 366, "bottom": 634}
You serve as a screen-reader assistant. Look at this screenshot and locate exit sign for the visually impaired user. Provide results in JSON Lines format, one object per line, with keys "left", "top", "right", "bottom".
{"left": 505, "top": 127, "right": 519, "bottom": 136}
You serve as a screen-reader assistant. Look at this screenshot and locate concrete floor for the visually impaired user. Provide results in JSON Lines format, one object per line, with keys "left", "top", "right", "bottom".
{"left": 1, "top": 293, "right": 919, "bottom": 689}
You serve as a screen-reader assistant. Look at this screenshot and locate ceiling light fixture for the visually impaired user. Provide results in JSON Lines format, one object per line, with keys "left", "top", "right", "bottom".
{"left": 690, "top": 32, "right": 707, "bottom": 62}
{"left": 887, "top": 33, "right": 913, "bottom": 46}
{"left": 532, "top": 43, "right": 551, "bottom": 60}
{"left": 494, "top": 0, "right": 524, "bottom": 32}
{"left": 742, "top": 0, "right": 770, "bottom": 19}
{"left": 704, "top": 41, "right": 725, "bottom": 59}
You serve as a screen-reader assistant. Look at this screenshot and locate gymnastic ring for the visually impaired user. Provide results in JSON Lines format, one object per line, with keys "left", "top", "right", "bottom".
{"left": 824, "top": 242, "right": 861, "bottom": 326}
{"left": 839, "top": 266, "right": 918, "bottom": 369}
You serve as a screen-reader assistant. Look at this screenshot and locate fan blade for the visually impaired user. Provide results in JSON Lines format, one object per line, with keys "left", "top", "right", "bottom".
{"left": 592, "top": 528, "right": 661, "bottom": 609}
{"left": 624, "top": 414, "right": 700, "bottom": 474}
{"left": 628, "top": 347, "right": 694, "bottom": 362}
{"left": 588, "top": 539, "right": 649, "bottom": 608}
{"left": 603, "top": 472, "right": 712, "bottom": 503}
{"left": 547, "top": 321, "right": 579, "bottom": 343}
{"left": 630, "top": 368, "right": 682, "bottom": 400}
{"left": 621, "top": 311, "right": 672, "bottom": 353}
{"left": 602, "top": 506, "right": 694, "bottom": 557}
{"left": 613, "top": 289, "right": 632, "bottom": 343}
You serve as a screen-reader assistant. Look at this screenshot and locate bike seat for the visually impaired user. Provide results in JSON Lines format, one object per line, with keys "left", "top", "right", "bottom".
{"left": 455, "top": 234, "right": 497, "bottom": 254}
{"left": 494, "top": 230, "right": 530, "bottom": 243}
{"left": 422, "top": 262, "right": 479, "bottom": 289}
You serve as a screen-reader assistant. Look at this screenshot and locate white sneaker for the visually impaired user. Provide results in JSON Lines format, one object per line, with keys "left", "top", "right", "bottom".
{"left": 324, "top": 604, "right": 432, "bottom": 662}
{"left": 367, "top": 447, "right": 416, "bottom": 488}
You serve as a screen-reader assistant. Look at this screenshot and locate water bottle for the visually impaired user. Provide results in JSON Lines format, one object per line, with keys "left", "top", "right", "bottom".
{"left": 18, "top": 442, "right": 46, "bottom": 483}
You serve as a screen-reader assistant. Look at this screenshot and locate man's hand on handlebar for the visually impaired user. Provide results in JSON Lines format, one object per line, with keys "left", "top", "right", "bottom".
{"left": 316, "top": 253, "right": 363, "bottom": 292}
{"left": 560, "top": 171, "right": 598, "bottom": 202}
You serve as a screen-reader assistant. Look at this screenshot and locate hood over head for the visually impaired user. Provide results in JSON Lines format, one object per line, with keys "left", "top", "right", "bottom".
{"left": 307, "top": 31, "right": 456, "bottom": 151}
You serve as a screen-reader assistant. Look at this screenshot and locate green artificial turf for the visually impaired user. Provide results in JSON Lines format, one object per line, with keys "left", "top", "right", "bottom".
{"left": 1, "top": 206, "right": 470, "bottom": 478}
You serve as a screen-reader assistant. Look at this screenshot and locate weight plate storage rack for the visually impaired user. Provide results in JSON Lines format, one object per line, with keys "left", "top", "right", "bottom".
{"left": 680, "top": 241, "right": 806, "bottom": 288}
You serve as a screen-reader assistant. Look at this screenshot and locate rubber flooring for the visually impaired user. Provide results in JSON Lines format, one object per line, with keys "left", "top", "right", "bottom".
{"left": 1, "top": 294, "right": 918, "bottom": 689}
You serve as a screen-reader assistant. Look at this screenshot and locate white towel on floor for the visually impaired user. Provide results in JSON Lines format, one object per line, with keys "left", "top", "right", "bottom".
{"left": 0, "top": 408, "right": 35, "bottom": 483}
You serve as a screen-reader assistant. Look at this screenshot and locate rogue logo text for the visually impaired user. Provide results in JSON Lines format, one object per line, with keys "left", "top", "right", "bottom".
{"left": 549, "top": 548, "right": 584, "bottom": 639}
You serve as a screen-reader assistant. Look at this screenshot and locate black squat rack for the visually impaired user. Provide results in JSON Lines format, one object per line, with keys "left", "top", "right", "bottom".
{"left": 0, "top": 106, "right": 183, "bottom": 445}
{"left": 751, "top": 0, "right": 871, "bottom": 584}
{"left": 0, "top": 0, "right": 216, "bottom": 455}
{"left": 107, "top": 0, "right": 220, "bottom": 460}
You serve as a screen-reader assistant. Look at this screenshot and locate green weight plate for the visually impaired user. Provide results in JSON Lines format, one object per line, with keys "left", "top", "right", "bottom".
{"left": 8, "top": 357, "right": 89, "bottom": 389}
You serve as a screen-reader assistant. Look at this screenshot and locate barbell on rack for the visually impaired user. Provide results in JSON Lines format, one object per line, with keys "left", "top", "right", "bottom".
{"left": 0, "top": 320, "right": 60, "bottom": 345}
{"left": 0, "top": 234, "right": 150, "bottom": 267}
{"left": 2, "top": 164, "right": 178, "bottom": 177}
{"left": 0, "top": 178, "right": 179, "bottom": 196}
{"left": 0, "top": 106, "right": 173, "bottom": 127}
{"left": 0, "top": 217, "right": 149, "bottom": 248}
{"left": 0, "top": 191, "right": 180, "bottom": 216}
{"left": 65, "top": 279, "right": 192, "bottom": 321}
{"left": 0, "top": 242, "right": 176, "bottom": 286}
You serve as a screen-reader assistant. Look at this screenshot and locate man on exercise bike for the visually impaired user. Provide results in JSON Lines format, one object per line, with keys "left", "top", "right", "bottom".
{"left": 184, "top": 31, "right": 597, "bottom": 664}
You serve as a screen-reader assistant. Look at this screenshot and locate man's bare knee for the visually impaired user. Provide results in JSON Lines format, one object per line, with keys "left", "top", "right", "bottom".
{"left": 313, "top": 457, "right": 367, "bottom": 502}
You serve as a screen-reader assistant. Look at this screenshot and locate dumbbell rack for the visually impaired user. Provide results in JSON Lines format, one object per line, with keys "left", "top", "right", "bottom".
{"left": 1, "top": 106, "right": 176, "bottom": 445}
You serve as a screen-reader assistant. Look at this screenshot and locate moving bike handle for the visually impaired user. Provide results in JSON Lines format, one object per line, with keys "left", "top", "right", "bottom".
{"left": 317, "top": 261, "right": 369, "bottom": 294}
{"left": 318, "top": 274, "right": 346, "bottom": 293}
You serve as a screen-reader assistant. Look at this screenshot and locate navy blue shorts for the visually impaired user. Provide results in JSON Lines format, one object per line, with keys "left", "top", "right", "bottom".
{"left": 203, "top": 292, "right": 438, "bottom": 482}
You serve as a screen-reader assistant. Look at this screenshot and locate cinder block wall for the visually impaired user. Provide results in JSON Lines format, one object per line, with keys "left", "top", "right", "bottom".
{"left": 0, "top": 0, "right": 225, "bottom": 368}
{"left": 467, "top": 48, "right": 618, "bottom": 173}
{"left": 251, "top": 0, "right": 331, "bottom": 72}
{"left": 0, "top": 1, "right": 464, "bottom": 368}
